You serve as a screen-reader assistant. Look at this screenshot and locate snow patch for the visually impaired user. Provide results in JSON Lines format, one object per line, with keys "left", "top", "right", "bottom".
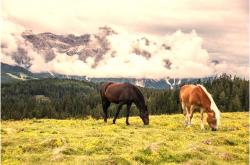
{"left": 6, "top": 73, "right": 26, "bottom": 80}
{"left": 135, "top": 79, "right": 145, "bottom": 87}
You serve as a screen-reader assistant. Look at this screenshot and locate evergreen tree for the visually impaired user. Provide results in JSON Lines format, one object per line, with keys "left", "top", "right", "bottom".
{"left": 231, "top": 95, "right": 241, "bottom": 111}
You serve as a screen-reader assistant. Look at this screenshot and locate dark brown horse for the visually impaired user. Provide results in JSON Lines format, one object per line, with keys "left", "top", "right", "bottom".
{"left": 100, "top": 82, "right": 149, "bottom": 125}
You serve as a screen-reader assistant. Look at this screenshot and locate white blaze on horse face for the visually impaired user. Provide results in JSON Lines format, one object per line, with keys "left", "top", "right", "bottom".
{"left": 198, "top": 85, "right": 221, "bottom": 127}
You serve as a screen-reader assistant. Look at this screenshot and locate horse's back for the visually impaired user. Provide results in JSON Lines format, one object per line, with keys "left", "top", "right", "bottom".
{"left": 103, "top": 83, "right": 135, "bottom": 103}
{"left": 189, "top": 85, "right": 210, "bottom": 108}
{"left": 180, "top": 84, "right": 196, "bottom": 104}
{"left": 106, "top": 83, "right": 132, "bottom": 94}
{"left": 180, "top": 84, "right": 206, "bottom": 107}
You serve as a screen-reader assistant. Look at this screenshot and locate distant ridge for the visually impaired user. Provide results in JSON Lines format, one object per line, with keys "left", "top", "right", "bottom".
{"left": 1, "top": 63, "right": 214, "bottom": 89}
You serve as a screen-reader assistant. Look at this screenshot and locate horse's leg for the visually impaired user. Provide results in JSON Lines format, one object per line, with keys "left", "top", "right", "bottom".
{"left": 200, "top": 108, "right": 205, "bottom": 129}
{"left": 102, "top": 100, "right": 110, "bottom": 123}
{"left": 181, "top": 103, "right": 188, "bottom": 126}
{"left": 185, "top": 105, "right": 193, "bottom": 127}
{"left": 113, "top": 103, "right": 123, "bottom": 124}
{"left": 181, "top": 103, "right": 186, "bottom": 115}
{"left": 184, "top": 105, "right": 190, "bottom": 126}
{"left": 126, "top": 103, "right": 132, "bottom": 125}
{"left": 188, "top": 105, "right": 195, "bottom": 126}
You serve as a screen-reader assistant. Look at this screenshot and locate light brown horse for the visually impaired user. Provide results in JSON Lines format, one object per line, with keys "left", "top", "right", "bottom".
{"left": 100, "top": 82, "right": 149, "bottom": 125}
{"left": 179, "top": 84, "right": 220, "bottom": 131}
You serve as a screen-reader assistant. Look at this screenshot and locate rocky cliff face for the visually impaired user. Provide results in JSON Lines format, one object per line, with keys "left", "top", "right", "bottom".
{"left": 19, "top": 27, "right": 116, "bottom": 68}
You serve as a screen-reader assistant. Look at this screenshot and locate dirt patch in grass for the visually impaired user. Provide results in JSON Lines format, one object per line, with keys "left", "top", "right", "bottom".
{"left": 41, "top": 137, "right": 67, "bottom": 148}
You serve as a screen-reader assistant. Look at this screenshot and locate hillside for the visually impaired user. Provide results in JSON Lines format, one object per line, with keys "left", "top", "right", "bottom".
{"left": 1, "top": 112, "right": 248, "bottom": 164}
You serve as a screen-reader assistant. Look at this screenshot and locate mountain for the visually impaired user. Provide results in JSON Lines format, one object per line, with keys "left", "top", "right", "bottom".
{"left": 1, "top": 63, "right": 214, "bottom": 89}
{"left": 88, "top": 77, "right": 213, "bottom": 89}
{"left": 1, "top": 63, "right": 87, "bottom": 83}
{"left": 4, "top": 27, "right": 116, "bottom": 68}
{"left": 2, "top": 26, "right": 175, "bottom": 71}
{"left": 1, "top": 63, "right": 38, "bottom": 83}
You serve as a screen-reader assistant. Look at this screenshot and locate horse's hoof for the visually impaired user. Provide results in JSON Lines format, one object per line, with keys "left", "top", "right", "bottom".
{"left": 211, "top": 128, "right": 217, "bottom": 131}
{"left": 126, "top": 123, "right": 130, "bottom": 125}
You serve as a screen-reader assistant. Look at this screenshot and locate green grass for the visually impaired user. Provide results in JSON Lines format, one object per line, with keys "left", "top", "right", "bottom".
{"left": 1, "top": 112, "right": 249, "bottom": 165}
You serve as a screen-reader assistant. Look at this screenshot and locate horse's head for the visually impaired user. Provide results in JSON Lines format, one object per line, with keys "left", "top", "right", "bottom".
{"left": 207, "top": 112, "right": 218, "bottom": 131}
{"left": 140, "top": 105, "right": 149, "bottom": 125}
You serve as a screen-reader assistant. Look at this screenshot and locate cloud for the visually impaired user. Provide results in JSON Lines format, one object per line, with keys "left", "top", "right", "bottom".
{"left": 1, "top": 0, "right": 248, "bottom": 79}
{"left": 214, "top": 62, "right": 249, "bottom": 79}
{"left": 0, "top": 25, "right": 216, "bottom": 78}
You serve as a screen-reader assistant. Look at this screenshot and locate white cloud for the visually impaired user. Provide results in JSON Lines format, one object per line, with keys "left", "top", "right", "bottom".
{"left": 1, "top": 0, "right": 248, "bottom": 79}
{"left": 214, "top": 62, "right": 249, "bottom": 79}
{"left": 2, "top": 27, "right": 216, "bottom": 78}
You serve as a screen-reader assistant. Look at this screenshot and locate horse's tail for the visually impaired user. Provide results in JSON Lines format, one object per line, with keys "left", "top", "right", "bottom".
{"left": 179, "top": 85, "right": 187, "bottom": 106}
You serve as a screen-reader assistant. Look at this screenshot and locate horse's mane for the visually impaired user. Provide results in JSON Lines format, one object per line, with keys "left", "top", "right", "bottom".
{"left": 197, "top": 84, "right": 221, "bottom": 126}
{"left": 132, "top": 85, "right": 146, "bottom": 107}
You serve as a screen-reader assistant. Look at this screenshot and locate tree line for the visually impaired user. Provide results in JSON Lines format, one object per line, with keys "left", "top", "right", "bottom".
{"left": 1, "top": 74, "right": 248, "bottom": 120}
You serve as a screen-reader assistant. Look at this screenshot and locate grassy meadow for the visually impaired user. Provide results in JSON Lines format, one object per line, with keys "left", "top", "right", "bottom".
{"left": 1, "top": 112, "right": 249, "bottom": 165}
